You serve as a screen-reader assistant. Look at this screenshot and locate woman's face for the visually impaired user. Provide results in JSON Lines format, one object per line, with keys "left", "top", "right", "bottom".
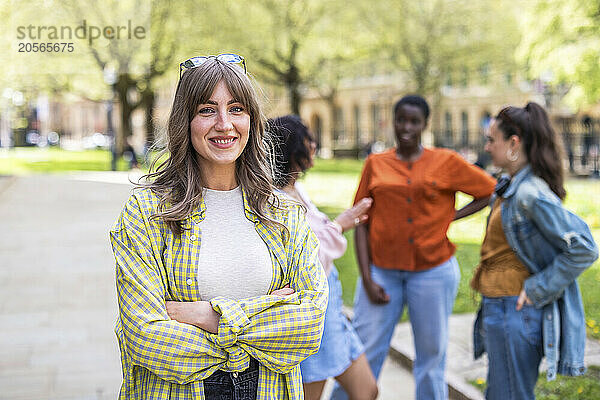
{"left": 190, "top": 80, "right": 250, "bottom": 172}
{"left": 484, "top": 120, "right": 512, "bottom": 169}
{"left": 394, "top": 104, "right": 426, "bottom": 149}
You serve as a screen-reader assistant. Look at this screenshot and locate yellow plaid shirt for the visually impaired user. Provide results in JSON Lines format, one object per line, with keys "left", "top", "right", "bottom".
{"left": 110, "top": 187, "right": 328, "bottom": 399}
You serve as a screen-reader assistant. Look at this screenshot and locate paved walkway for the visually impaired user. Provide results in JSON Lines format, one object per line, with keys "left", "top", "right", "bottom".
{"left": 0, "top": 175, "right": 130, "bottom": 399}
{"left": 2, "top": 174, "right": 599, "bottom": 400}
{"left": 0, "top": 174, "right": 415, "bottom": 400}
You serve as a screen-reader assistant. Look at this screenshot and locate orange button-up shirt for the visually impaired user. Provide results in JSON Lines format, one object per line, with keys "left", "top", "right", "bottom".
{"left": 354, "top": 148, "right": 496, "bottom": 271}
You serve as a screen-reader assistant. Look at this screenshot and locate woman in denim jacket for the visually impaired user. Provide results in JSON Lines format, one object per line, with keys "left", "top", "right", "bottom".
{"left": 471, "top": 102, "right": 598, "bottom": 400}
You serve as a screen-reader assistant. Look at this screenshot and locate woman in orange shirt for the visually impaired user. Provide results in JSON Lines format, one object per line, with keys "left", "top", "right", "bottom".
{"left": 331, "top": 95, "right": 496, "bottom": 400}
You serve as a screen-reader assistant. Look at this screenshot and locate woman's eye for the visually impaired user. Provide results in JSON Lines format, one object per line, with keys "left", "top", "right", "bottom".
{"left": 230, "top": 106, "right": 245, "bottom": 113}
{"left": 198, "top": 107, "right": 214, "bottom": 115}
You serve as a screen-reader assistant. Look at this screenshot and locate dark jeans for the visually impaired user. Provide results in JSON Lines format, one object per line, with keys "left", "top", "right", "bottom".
{"left": 482, "top": 296, "right": 543, "bottom": 400}
{"left": 203, "top": 358, "right": 259, "bottom": 400}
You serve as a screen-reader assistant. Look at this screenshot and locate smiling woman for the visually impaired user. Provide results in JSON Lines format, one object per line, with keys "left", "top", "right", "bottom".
{"left": 190, "top": 80, "right": 250, "bottom": 188}
{"left": 109, "top": 55, "right": 328, "bottom": 400}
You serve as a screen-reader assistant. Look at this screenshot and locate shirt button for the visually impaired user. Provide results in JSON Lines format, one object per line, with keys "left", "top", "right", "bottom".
{"left": 409, "top": 238, "right": 414, "bottom": 244}
{"left": 548, "top": 343, "right": 553, "bottom": 348}
{"left": 407, "top": 179, "right": 411, "bottom": 184}
{"left": 547, "top": 314, "right": 552, "bottom": 320}
{"left": 186, "top": 278, "right": 194, "bottom": 286}
{"left": 407, "top": 197, "right": 412, "bottom": 203}
{"left": 407, "top": 218, "right": 413, "bottom": 223}
{"left": 190, "top": 234, "right": 197, "bottom": 241}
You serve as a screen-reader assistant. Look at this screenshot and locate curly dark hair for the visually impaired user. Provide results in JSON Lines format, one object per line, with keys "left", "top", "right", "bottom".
{"left": 267, "top": 115, "right": 315, "bottom": 188}
{"left": 393, "top": 95, "right": 430, "bottom": 121}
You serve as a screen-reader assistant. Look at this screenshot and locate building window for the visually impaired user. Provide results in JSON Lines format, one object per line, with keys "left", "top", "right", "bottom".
{"left": 445, "top": 111, "right": 453, "bottom": 146}
{"left": 461, "top": 111, "right": 469, "bottom": 146}
{"left": 371, "top": 104, "right": 380, "bottom": 142}
{"left": 334, "top": 106, "right": 344, "bottom": 143}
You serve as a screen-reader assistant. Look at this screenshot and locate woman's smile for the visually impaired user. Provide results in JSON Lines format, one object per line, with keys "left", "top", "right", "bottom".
{"left": 208, "top": 136, "right": 238, "bottom": 148}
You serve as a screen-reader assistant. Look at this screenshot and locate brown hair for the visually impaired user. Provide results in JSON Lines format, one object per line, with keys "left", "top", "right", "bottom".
{"left": 496, "top": 102, "right": 566, "bottom": 200}
{"left": 141, "top": 58, "right": 282, "bottom": 235}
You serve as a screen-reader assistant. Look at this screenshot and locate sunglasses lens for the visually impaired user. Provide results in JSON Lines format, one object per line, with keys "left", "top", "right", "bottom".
{"left": 188, "top": 57, "right": 209, "bottom": 68}
{"left": 180, "top": 54, "right": 246, "bottom": 79}
{"left": 217, "top": 53, "right": 243, "bottom": 63}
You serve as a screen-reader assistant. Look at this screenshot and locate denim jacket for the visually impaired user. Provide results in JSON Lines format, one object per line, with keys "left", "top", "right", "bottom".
{"left": 473, "top": 165, "right": 598, "bottom": 380}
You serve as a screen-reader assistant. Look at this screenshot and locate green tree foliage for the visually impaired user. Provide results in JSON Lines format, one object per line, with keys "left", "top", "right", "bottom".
{"left": 57, "top": 0, "right": 183, "bottom": 152}
{"left": 356, "top": 0, "right": 521, "bottom": 95}
{"left": 216, "top": 0, "right": 362, "bottom": 114}
{"left": 519, "top": 0, "right": 600, "bottom": 107}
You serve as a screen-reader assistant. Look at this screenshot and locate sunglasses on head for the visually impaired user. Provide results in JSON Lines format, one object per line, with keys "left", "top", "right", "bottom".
{"left": 179, "top": 53, "right": 246, "bottom": 79}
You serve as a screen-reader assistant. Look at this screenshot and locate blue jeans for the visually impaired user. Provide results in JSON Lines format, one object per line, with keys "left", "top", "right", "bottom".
{"left": 331, "top": 257, "right": 460, "bottom": 400}
{"left": 202, "top": 358, "right": 259, "bottom": 400}
{"left": 481, "top": 296, "right": 543, "bottom": 400}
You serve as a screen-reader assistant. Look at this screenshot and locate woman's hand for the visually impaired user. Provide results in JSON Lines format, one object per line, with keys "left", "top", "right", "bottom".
{"left": 166, "top": 300, "right": 220, "bottom": 334}
{"left": 334, "top": 197, "right": 373, "bottom": 233}
{"left": 270, "top": 284, "right": 295, "bottom": 296}
{"left": 363, "top": 280, "right": 390, "bottom": 304}
{"left": 516, "top": 289, "right": 533, "bottom": 311}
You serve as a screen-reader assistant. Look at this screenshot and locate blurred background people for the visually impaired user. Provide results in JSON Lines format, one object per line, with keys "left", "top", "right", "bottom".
{"left": 471, "top": 102, "right": 599, "bottom": 400}
{"left": 333, "top": 95, "right": 496, "bottom": 400}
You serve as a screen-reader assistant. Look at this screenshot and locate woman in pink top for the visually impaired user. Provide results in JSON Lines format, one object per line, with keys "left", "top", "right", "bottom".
{"left": 269, "top": 115, "right": 377, "bottom": 400}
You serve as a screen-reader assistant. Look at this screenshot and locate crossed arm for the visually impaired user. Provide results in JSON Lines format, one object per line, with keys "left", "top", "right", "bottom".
{"left": 111, "top": 197, "right": 328, "bottom": 384}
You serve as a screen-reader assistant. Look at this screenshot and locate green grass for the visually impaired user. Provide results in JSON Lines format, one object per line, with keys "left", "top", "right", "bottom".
{"left": 470, "top": 366, "right": 600, "bottom": 399}
{"left": 0, "top": 147, "right": 131, "bottom": 174}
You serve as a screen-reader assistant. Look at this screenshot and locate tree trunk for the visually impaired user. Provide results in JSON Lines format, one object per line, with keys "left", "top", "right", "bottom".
{"left": 114, "top": 75, "right": 135, "bottom": 156}
{"left": 142, "top": 87, "right": 155, "bottom": 146}
{"left": 288, "top": 82, "right": 301, "bottom": 115}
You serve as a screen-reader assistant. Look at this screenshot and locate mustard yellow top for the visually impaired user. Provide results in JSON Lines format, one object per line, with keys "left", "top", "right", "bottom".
{"left": 471, "top": 198, "right": 530, "bottom": 297}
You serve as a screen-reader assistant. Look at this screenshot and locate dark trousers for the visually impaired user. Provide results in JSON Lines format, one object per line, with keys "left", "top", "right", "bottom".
{"left": 203, "top": 358, "right": 259, "bottom": 400}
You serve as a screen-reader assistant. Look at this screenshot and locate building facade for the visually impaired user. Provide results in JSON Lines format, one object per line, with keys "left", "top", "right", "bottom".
{"left": 299, "top": 71, "right": 538, "bottom": 161}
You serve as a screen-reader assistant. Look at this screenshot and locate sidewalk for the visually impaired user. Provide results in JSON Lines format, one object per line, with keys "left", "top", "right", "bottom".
{"left": 0, "top": 174, "right": 131, "bottom": 399}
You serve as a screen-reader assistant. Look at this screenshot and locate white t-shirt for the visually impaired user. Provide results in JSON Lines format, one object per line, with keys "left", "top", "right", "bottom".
{"left": 197, "top": 186, "right": 273, "bottom": 301}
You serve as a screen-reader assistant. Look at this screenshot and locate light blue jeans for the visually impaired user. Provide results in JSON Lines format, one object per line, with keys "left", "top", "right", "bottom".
{"left": 331, "top": 257, "right": 460, "bottom": 400}
{"left": 481, "top": 296, "right": 543, "bottom": 400}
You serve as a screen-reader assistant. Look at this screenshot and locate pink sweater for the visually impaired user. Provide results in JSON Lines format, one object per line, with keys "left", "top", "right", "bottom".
{"left": 294, "top": 182, "right": 347, "bottom": 276}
